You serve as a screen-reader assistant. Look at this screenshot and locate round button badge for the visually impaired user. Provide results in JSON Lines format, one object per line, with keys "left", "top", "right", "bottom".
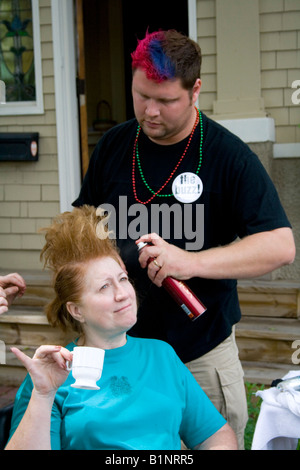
{"left": 172, "top": 172, "right": 203, "bottom": 203}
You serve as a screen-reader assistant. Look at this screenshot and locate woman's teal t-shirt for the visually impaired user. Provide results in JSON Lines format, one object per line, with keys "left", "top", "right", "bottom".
{"left": 9, "top": 336, "right": 226, "bottom": 450}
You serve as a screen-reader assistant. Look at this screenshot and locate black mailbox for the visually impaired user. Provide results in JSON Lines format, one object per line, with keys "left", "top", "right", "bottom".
{"left": 0, "top": 133, "right": 39, "bottom": 162}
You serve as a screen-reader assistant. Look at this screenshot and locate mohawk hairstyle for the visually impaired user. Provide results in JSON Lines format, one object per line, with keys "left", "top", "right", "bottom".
{"left": 131, "top": 30, "right": 176, "bottom": 83}
{"left": 131, "top": 29, "right": 202, "bottom": 89}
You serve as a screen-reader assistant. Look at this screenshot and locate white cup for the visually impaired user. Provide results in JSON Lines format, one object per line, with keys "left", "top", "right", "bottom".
{"left": 66, "top": 346, "right": 105, "bottom": 390}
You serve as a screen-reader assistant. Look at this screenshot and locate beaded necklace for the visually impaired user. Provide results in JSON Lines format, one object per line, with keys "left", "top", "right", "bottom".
{"left": 132, "top": 108, "right": 203, "bottom": 205}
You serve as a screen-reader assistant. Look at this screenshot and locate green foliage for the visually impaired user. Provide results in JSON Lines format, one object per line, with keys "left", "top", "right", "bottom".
{"left": 244, "top": 382, "right": 265, "bottom": 450}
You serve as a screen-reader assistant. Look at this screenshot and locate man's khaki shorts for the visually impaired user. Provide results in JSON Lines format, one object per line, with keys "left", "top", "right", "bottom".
{"left": 185, "top": 329, "right": 248, "bottom": 450}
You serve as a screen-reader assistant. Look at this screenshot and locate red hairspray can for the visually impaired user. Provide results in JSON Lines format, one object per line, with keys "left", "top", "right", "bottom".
{"left": 137, "top": 242, "right": 206, "bottom": 321}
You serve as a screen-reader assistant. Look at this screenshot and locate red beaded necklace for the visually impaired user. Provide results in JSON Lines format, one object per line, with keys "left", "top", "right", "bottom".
{"left": 132, "top": 107, "right": 200, "bottom": 205}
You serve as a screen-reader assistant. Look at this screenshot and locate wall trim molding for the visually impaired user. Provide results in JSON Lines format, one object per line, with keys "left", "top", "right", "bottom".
{"left": 216, "top": 117, "right": 276, "bottom": 143}
{"left": 215, "top": 117, "right": 300, "bottom": 158}
{"left": 273, "top": 143, "right": 300, "bottom": 159}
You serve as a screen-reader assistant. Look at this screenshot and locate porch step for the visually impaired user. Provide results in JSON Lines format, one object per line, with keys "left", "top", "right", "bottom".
{"left": 241, "top": 361, "right": 295, "bottom": 385}
{"left": 0, "top": 269, "right": 53, "bottom": 308}
{"left": 0, "top": 306, "right": 73, "bottom": 346}
{"left": 0, "top": 307, "right": 74, "bottom": 386}
{"left": 236, "top": 315, "right": 300, "bottom": 364}
{"left": 237, "top": 279, "right": 300, "bottom": 318}
{"left": 236, "top": 316, "right": 300, "bottom": 384}
{"left": 236, "top": 280, "right": 300, "bottom": 384}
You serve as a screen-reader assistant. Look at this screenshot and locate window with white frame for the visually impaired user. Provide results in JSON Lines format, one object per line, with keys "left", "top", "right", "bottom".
{"left": 0, "top": 0, "right": 43, "bottom": 115}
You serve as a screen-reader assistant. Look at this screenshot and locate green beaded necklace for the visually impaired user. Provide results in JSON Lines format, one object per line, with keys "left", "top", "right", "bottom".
{"left": 132, "top": 108, "right": 204, "bottom": 205}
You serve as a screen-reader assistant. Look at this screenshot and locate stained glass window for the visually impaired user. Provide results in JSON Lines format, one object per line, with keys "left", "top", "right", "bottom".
{"left": 0, "top": 0, "right": 35, "bottom": 101}
{"left": 0, "top": 0, "right": 43, "bottom": 114}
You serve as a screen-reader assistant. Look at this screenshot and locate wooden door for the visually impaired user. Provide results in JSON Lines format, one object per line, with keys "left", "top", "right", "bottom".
{"left": 75, "top": 0, "right": 89, "bottom": 178}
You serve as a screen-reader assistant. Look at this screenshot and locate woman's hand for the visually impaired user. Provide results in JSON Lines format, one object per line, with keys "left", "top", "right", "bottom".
{"left": 11, "top": 345, "right": 73, "bottom": 396}
{"left": 0, "top": 273, "right": 26, "bottom": 314}
{"left": 6, "top": 345, "right": 72, "bottom": 450}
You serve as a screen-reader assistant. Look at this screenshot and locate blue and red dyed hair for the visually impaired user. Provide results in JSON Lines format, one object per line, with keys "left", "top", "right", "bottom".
{"left": 131, "top": 31, "right": 175, "bottom": 83}
{"left": 131, "top": 30, "right": 202, "bottom": 89}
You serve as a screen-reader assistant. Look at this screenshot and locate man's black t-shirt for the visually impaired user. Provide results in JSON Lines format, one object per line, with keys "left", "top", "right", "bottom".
{"left": 73, "top": 112, "right": 291, "bottom": 363}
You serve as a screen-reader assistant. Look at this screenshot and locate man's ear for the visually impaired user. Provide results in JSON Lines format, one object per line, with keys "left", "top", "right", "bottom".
{"left": 192, "top": 78, "right": 202, "bottom": 104}
{"left": 66, "top": 302, "right": 85, "bottom": 323}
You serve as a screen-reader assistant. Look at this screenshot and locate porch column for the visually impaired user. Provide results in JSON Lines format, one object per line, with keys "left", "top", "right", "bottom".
{"left": 212, "top": 0, "right": 266, "bottom": 119}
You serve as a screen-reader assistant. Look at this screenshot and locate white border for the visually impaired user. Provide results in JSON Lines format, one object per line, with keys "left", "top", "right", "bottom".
{"left": 51, "top": 0, "right": 81, "bottom": 212}
{"left": 216, "top": 117, "right": 276, "bottom": 143}
{"left": 0, "top": 0, "right": 44, "bottom": 115}
{"left": 273, "top": 143, "right": 300, "bottom": 159}
{"left": 215, "top": 117, "right": 300, "bottom": 157}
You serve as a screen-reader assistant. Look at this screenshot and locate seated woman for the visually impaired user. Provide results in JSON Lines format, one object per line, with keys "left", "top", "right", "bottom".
{"left": 6, "top": 206, "right": 237, "bottom": 450}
